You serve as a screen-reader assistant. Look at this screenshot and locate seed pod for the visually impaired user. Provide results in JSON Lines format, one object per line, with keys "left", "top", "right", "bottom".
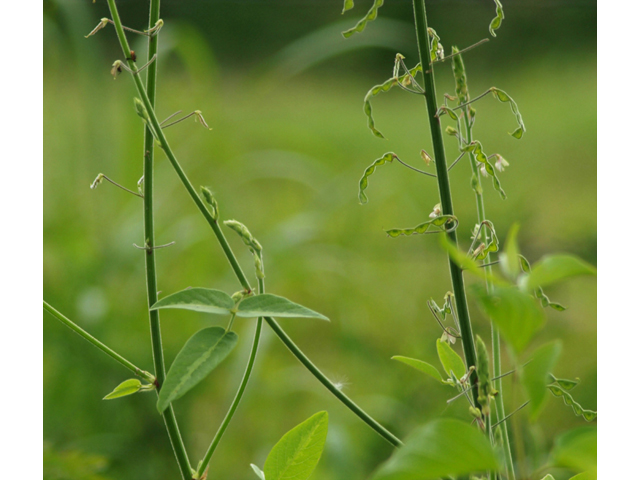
{"left": 445, "top": 126, "right": 458, "bottom": 136}
{"left": 200, "top": 186, "right": 219, "bottom": 220}
{"left": 224, "top": 220, "right": 262, "bottom": 253}
{"left": 451, "top": 46, "right": 469, "bottom": 104}
{"left": 133, "top": 97, "right": 149, "bottom": 121}
{"left": 475, "top": 335, "right": 493, "bottom": 416}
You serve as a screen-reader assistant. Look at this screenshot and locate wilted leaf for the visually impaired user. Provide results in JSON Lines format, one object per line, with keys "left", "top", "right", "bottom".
{"left": 371, "top": 419, "right": 499, "bottom": 480}
{"left": 157, "top": 327, "right": 238, "bottom": 412}
{"left": 521, "top": 341, "right": 562, "bottom": 420}
{"left": 237, "top": 294, "right": 329, "bottom": 321}
{"left": 150, "top": 288, "right": 234, "bottom": 315}
{"left": 264, "top": 411, "right": 329, "bottom": 480}
{"left": 391, "top": 356, "right": 451, "bottom": 385}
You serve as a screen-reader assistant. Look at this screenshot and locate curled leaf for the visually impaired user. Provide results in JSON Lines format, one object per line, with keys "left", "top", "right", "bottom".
{"left": 490, "top": 87, "right": 526, "bottom": 138}
{"left": 358, "top": 152, "right": 395, "bottom": 204}
{"left": 342, "top": 0, "right": 385, "bottom": 38}
{"left": 386, "top": 215, "right": 458, "bottom": 238}
{"left": 363, "top": 62, "right": 422, "bottom": 138}
{"left": 489, "top": 0, "right": 505, "bottom": 37}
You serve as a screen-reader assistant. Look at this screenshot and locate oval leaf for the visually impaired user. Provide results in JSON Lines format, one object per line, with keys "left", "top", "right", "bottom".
{"left": 522, "top": 341, "right": 562, "bottom": 420}
{"left": 264, "top": 411, "right": 329, "bottom": 480}
{"left": 103, "top": 378, "right": 142, "bottom": 400}
{"left": 473, "top": 285, "right": 545, "bottom": 353}
{"left": 150, "top": 287, "right": 235, "bottom": 315}
{"left": 371, "top": 418, "right": 499, "bottom": 480}
{"left": 237, "top": 294, "right": 329, "bottom": 321}
{"left": 157, "top": 326, "right": 238, "bottom": 412}
{"left": 391, "top": 356, "right": 451, "bottom": 385}
{"left": 523, "top": 254, "right": 596, "bottom": 291}
{"left": 436, "top": 339, "right": 466, "bottom": 380}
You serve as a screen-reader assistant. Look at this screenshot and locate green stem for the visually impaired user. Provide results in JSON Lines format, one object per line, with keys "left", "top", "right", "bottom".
{"left": 43, "top": 301, "right": 155, "bottom": 384}
{"left": 106, "top": 0, "right": 401, "bottom": 449}
{"left": 411, "top": 0, "right": 480, "bottom": 407}
{"left": 463, "top": 100, "right": 516, "bottom": 480}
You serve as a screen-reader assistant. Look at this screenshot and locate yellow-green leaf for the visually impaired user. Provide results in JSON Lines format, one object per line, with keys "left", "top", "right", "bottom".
{"left": 103, "top": 378, "right": 142, "bottom": 400}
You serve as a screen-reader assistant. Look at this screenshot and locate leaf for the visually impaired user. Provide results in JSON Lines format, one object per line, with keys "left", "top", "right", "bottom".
{"left": 237, "top": 294, "right": 329, "bottom": 321}
{"left": 386, "top": 216, "right": 458, "bottom": 238}
{"left": 551, "top": 426, "right": 597, "bottom": 473}
{"left": 548, "top": 385, "right": 597, "bottom": 422}
{"left": 103, "top": 378, "right": 142, "bottom": 400}
{"left": 358, "top": 152, "right": 396, "bottom": 204}
{"left": 521, "top": 341, "right": 562, "bottom": 420}
{"left": 341, "top": 0, "right": 354, "bottom": 14}
{"left": 436, "top": 339, "right": 466, "bottom": 380}
{"left": 371, "top": 418, "right": 499, "bottom": 480}
{"left": 157, "top": 327, "right": 238, "bottom": 412}
{"left": 391, "top": 356, "right": 452, "bottom": 385}
{"left": 342, "top": 0, "right": 385, "bottom": 38}
{"left": 250, "top": 464, "right": 266, "bottom": 480}
{"left": 473, "top": 285, "right": 545, "bottom": 353}
{"left": 499, "top": 223, "right": 521, "bottom": 279}
{"left": 264, "top": 411, "right": 329, "bottom": 480}
{"left": 489, "top": 0, "right": 505, "bottom": 37}
{"left": 150, "top": 288, "right": 234, "bottom": 315}
{"left": 523, "top": 254, "right": 596, "bottom": 291}
{"left": 362, "top": 63, "right": 422, "bottom": 139}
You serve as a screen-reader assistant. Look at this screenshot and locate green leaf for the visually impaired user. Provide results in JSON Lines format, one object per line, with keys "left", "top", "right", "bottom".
{"left": 103, "top": 378, "right": 142, "bottom": 400}
{"left": 386, "top": 216, "right": 458, "bottom": 238}
{"left": 358, "top": 152, "right": 396, "bottom": 204}
{"left": 157, "top": 327, "right": 238, "bottom": 412}
{"left": 489, "top": 0, "right": 504, "bottom": 37}
{"left": 473, "top": 285, "right": 545, "bottom": 353}
{"left": 523, "top": 254, "right": 596, "bottom": 291}
{"left": 391, "top": 356, "right": 452, "bottom": 385}
{"left": 551, "top": 426, "right": 597, "bottom": 473}
{"left": 251, "top": 464, "right": 266, "bottom": 480}
{"left": 371, "top": 418, "right": 499, "bottom": 480}
{"left": 342, "top": 0, "right": 385, "bottom": 38}
{"left": 540, "top": 475, "right": 556, "bottom": 480}
{"left": 521, "top": 341, "right": 562, "bottom": 420}
{"left": 150, "top": 287, "right": 234, "bottom": 315}
{"left": 264, "top": 411, "right": 329, "bottom": 480}
{"left": 237, "top": 294, "right": 329, "bottom": 321}
{"left": 436, "top": 339, "right": 466, "bottom": 380}
{"left": 499, "top": 223, "right": 521, "bottom": 279}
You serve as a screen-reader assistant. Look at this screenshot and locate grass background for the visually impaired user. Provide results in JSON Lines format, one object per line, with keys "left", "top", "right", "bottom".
{"left": 44, "top": 1, "right": 596, "bottom": 479}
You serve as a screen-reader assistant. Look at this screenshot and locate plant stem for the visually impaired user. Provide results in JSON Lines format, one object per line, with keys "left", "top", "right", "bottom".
{"left": 43, "top": 301, "right": 155, "bottom": 384}
{"left": 411, "top": 0, "right": 480, "bottom": 407}
{"left": 105, "top": 0, "right": 401, "bottom": 449}
{"left": 462, "top": 100, "right": 516, "bottom": 480}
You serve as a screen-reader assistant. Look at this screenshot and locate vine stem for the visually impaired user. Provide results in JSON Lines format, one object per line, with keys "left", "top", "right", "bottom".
{"left": 462, "top": 92, "right": 516, "bottom": 480}
{"left": 411, "top": 0, "right": 480, "bottom": 408}
{"left": 43, "top": 301, "right": 155, "bottom": 384}
{"left": 105, "top": 0, "right": 402, "bottom": 449}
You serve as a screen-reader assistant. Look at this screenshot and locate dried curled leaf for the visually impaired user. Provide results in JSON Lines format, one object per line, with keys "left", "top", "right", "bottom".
{"left": 489, "top": 0, "right": 505, "bottom": 37}
{"left": 468, "top": 141, "right": 507, "bottom": 199}
{"left": 548, "top": 384, "right": 597, "bottom": 422}
{"left": 490, "top": 87, "right": 526, "bottom": 138}
{"left": 358, "top": 152, "right": 395, "bottom": 204}
{"left": 386, "top": 215, "right": 458, "bottom": 238}
{"left": 342, "top": 0, "right": 385, "bottom": 38}
{"left": 342, "top": 0, "right": 355, "bottom": 14}
{"left": 363, "top": 63, "right": 422, "bottom": 138}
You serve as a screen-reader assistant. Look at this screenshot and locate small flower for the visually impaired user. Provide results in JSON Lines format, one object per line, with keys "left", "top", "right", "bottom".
{"left": 478, "top": 163, "right": 489, "bottom": 177}
{"left": 429, "top": 203, "right": 442, "bottom": 218}
{"left": 495, "top": 154, "right": 510, "bottom": 172}
{"left": 471, "top": 223, "right": 481, "bottom": 240}
{"left": 111, "top": 60, "right": 123, "bottom": 79}
{"left": 421, "top": 149, "right": 432, "bottom": 166}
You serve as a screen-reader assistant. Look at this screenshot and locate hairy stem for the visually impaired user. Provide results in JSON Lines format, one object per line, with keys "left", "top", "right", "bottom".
{"left": 43, "top": 301, "right": 155, "bottom": 384}
{"left": 411, "top": 0, "right": 480, "bottom": 407}
{"left": 105, "top": 0, "right": 401, "bottom": 449}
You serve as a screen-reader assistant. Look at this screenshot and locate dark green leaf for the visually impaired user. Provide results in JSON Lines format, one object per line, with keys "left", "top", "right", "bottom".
{"left": 473, "top": 285, "right": 545, "bottom": 353}
{"left": 391, "top": 356, "right": 452, "bottom": 385}
{"left": 150, "top": 287, "right": 234, "bottom": 315}
{"left": 521, "top": 341, "right": 562, "bottom": 420}
{"left": 371, "top": 419, "right": 499, "bottom": 480}
{"left": 157, "top": 327, "right": 238, "bottom": 412}
{"left": 264, "top": 411, "right": 329, "bottom": 480}
{"left": 523, "top": 254, "right": 596, "bottom": 291}
{"left": 237, "top": 294, "right": 329, "bottom": 321}
{"left": 436, "top": 339, "right": 466, "bottom": 380}
{"left": 103, "top": 378, "right": 142, "bottom": 400}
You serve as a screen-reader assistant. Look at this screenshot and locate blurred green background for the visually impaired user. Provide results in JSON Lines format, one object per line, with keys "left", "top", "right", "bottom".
{"left": 43, "top": 0, "right": 596, "bottom": 479}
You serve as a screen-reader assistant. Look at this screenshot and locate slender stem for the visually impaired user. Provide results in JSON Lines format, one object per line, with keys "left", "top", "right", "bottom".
{"left": 197, "top": 268, "right": 266, "bottom": 478}
{"left": 105, "top": 0, "right": 401, "bottom": 449}
{"left": 43, "top": 301, "right": 155, "bottom": 383}
{"left": 462, "top": 84, "right": 516, "bottom": 480}
{"left": 492, "top": 401, "right": 530, "bottom": 429}
{"left": 395, "top": 156, "right": 436, "bottom": 177}
{"left": 411, "top": 0, "right": 480, "bottom": 407}
{"left": 450, "top": 89, "right": 493, "bottom": 112}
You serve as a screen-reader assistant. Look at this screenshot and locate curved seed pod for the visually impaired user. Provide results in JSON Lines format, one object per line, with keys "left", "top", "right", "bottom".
{"left": 547, "top": 385, "right": 597, "bottom": 422}
{"left": 490, "top": 87, "right": 526, "bottom": 138}
{"left": 471, "top": 141, "right": 507, "bottom": 199}
{"left": 224, "top": 220, "right": 263, "bottom": 253}
{"left": 385, "top": 215, "right": 458, "bottom": 237}
{"left": 342, "top": 0, "right": 385, "bottom": 38}
{"left": 363, "top": 63, "right": 422, "bottom": 139}
{"left": 451, "top": 46, "right": 470, "bottom": 104}
{"left": 489, "top": 0, "right": 505, "bottom": 37}
{"left": 358, "top": 152, "right": 396, "bottom": 204}
{"left": 342, "top": 0, "right": 355, "bottom": 14}
{"left": 550, "top": 374, "right": 581, "bottom": 391}
{"left": 518, "top": 254, "right": 566, "bottom": 310}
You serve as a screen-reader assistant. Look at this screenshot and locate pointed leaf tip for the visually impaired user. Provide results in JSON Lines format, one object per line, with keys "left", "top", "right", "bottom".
{"left": 237, "top": 294, "right": 329, "bottom": 321}
{"left": 150, "top": 287, "right": 235, "bottom": 315}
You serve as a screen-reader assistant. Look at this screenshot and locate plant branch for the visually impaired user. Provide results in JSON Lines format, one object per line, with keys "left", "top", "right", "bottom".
{"left": 43, "top": 301, "right": 155, "bottom": 383}
{"left": 105, "top": 0, "right": 401, "bottom": 449}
